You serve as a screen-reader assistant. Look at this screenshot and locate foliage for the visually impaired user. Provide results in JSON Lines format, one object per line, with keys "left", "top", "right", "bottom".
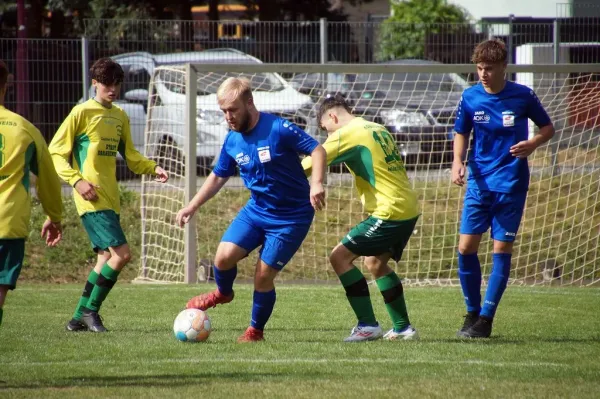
{"left": 378, "top": 0, "right": 472, "bottom": 61}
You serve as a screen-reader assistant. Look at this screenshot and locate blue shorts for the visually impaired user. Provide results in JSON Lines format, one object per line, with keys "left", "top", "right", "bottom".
{"left": 221, "top": 205, "right": 313, "bottom": 270}
{"left": 460, "top": 186, "right": 527, "bottom": 242}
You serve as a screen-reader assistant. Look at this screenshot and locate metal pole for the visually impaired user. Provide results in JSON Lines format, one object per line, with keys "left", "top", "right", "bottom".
{"left": 507, "top": 14, "right": 514, "bottom": 64}
{"left": 81, "top": 36, "right": 90, "bottom": 101}
{"left": 16, "top": 0, "right": 28, "bottom": 118}
{"left": 184, "top": 63, "right": 198, "bottom": 284}
{"left": 320, "top": 18, "right": 328, "bottom": 64}
{"left": 553, "top": 19, "right": 560, "bottom": 64}
{"left": 320, "top": 18, "right": 328, "bottom": 97}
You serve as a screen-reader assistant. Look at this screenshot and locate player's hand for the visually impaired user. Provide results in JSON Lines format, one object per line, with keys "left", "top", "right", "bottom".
{"left": 451, "top": 159, "right": 466, "bottom": 186}
{"left": 74, "top": 180, "right": 100, "bottom": 201}
{"left": 510, "top": 140, "right": 537, "bottom": 159}
{"left": 154, "top": 166, "right": 169, "bottom": 183}
{"left": 176, "top": 205, "right": 196, "bottom": 227}
{"left": 310, "top": 182, "right": 326, "bottom": 211}
{"left": 41, "top": 220, "right": 62, "bottom": 247}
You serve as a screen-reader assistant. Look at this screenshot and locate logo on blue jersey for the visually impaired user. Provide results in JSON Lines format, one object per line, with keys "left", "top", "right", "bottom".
{"left": 502, "top": 111, "right": 515, "bottom": 127}
{"left": 473, "top": 110, "right": 490, "bottom": 123}
{"left": 235, "top": 152, "right": 250, "bottom": 166}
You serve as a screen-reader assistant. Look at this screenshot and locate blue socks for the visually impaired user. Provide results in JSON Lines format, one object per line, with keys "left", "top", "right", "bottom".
{"left": 213, "top": 265, "right": 237, "bottom": 296}
{"left": 250, "top": 289, "right": 276, "bottom": 330}
{"left": 482, "top": 253, "right": 512, "bottom": 318}
{"left": 458, "top": 252, "right": 482, "bottom": 313}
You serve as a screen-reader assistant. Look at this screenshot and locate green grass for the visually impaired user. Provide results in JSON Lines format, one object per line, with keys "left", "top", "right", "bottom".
{"left": 1, "top": 284, "right": 600, "bottom": 398}
{"left": 24, "top": 172, "right": 600, "bottom": 285}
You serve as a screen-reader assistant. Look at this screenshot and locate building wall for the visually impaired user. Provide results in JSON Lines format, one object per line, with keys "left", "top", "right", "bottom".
{"left": 448, "top": 0, "right": 600, "bottom": 20}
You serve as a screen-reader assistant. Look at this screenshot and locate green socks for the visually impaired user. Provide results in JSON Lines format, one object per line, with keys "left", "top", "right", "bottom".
{"left": 376, "top": 272, "right": 410, "bottom": 332}
{"left": 72, "top": 270, "right": 99, "bottom": 320}
{"left": 339, "top": 267, "right": 377, "bottom": 326}
{"left": 86, "top": 263, "right": 121, "bottom": 312}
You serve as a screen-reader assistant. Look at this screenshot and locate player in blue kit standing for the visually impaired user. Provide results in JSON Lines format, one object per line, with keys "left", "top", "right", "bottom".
{"left": 452, "top": 39, "right": 555, "bottom": 338}
{"left": 176, "top": 77, "right": 327, "bottom": 342}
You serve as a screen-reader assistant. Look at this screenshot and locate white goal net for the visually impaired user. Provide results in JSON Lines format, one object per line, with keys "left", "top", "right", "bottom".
{"left": 138, "top": 63, "right": 600, "bottom": 286}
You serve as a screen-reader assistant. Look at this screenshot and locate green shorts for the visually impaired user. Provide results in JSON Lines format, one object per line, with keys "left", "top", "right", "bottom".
{"left": 0, "top": 239, "right": 26, "bottom": 290}
{"left": 81, "top": 210, "right": 127, "bottom": 253}
{"left": 341, "top": 216, "right": 419, "bottom": 261}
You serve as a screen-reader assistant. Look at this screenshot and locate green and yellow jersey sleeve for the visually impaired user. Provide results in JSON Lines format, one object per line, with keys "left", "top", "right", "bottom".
{"left": 302, "top": 117, "right": 419, "bottom": 221}
{"left": 49, "top": 99, "right": 156, "bottom": 216}
{"left": 0, "top": 105, "right": 62, "bottom": 239}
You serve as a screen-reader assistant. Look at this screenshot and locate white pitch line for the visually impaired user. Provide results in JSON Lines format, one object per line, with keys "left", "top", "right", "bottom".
{"left": 3, "top": 357, "right": 570, "bottom": 369}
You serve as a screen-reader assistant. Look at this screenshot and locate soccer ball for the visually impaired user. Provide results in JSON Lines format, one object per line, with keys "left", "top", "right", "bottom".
{"left": 173, "top": 309, "right": 212, "bottom": 342}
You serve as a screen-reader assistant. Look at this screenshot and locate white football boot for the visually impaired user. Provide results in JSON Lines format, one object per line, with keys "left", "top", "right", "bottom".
{"left": 383, "top": 325, "right": 419, "bottom": 341}
{"left": 343, "top": 324, "right": 383, "bottom": 342}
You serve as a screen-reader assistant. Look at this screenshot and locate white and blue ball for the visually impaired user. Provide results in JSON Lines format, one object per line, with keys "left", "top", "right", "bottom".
{"left": 173, "top": 309, "right": 212, "bottom": 342}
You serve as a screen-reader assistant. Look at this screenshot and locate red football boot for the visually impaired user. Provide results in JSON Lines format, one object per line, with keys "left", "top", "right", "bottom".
{"left": 237, "top": 326, "right": 264, "bottom": 343}
{"left": 186, "top": 289, "right": 234, "bottom": 310}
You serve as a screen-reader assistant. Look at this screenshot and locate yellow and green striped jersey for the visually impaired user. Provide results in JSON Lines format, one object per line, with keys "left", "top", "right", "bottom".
{"left": 303, "top": 117, "right": 419, "bottom": 221}
{"left": 0, "top": 105, "right": 62, "bottom": 239}
{"left": 49, "top": 99, "right": 156, "bottom": 216}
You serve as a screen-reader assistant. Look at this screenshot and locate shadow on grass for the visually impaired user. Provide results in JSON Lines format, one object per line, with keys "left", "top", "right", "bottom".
{"left": 0, "top": 371, "right": 327, "bottom": 390}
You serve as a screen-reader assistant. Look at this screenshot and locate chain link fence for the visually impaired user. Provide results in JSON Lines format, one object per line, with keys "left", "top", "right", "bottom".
{"left": 1, "top": 17, "right": 599, "bottom": 194}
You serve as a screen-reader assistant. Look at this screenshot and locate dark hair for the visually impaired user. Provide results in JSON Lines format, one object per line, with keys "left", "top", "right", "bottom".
{"left": 90, "top": 57, "right": 124, "bottom": 85}
{"left": 471, "top": 38, "right": 508, "bottom": 64}
{"left": 317, "top": 94, "right": 352, "bottom": 126}
{"left": 0, "top": 60, "right": 9, "bottom": 90}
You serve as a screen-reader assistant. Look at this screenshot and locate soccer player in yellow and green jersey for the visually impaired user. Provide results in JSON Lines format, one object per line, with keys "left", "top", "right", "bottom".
{"left": 49, "top": 58, "right": 169, "bottom": 333}
{"left": 0, "top": 60, "right": 63, "bottom": 328}
{"left": 302, "top": 95, "right": 420, "bottom": 342}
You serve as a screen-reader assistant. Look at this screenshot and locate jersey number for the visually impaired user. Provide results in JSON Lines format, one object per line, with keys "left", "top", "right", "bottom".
{"left": 0, "top": 133, "right": 4, "bottom": 168}
{"left": 372, "top": 130, "right": 402, "bottom": 164}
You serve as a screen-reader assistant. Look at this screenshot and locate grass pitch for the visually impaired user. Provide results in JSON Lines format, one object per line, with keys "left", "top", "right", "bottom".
{"left": 1, "top": 284, "right": 599, "bottom": 398}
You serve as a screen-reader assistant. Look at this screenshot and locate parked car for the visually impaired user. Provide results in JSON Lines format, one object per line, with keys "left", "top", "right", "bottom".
{"left": 290, "top": 59, "right": 471, "bottom": 168}
{"left": 82, "top": 49, "right": 316, "bottom": 176}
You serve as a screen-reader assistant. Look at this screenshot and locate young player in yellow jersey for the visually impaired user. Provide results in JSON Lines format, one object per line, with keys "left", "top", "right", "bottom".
{"left": 0, "top": 60, "right": 63, "bottom": 328}
{"left": 49, "top": 58, "right": 169, "bottom": 332}
{"left": 303, "top": 96, "right": 420, "bottom": 342}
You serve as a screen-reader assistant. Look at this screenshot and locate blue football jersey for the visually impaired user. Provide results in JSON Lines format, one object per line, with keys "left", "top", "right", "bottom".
{"left": 213, "top": 112, "right": 319, "bottom": 220}
{"left": 454, "top": 81, "right": 551, "bottom": 193}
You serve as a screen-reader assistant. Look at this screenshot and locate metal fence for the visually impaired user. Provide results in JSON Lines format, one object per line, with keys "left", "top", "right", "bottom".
{"left": 1, "top": 18, "right": 599, "bottom": 193}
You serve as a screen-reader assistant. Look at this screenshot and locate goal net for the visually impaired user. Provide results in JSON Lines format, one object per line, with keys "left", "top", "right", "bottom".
{"left": 138, "top": 63, "right": 600, "bottom": 286}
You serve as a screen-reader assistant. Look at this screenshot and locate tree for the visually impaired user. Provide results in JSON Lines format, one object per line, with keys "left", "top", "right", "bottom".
{"left": 378, "top": 0, "right": 472, "bottom": 61}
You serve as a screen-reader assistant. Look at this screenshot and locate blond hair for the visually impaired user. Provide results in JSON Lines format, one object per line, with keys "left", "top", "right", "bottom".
{"left": 217, "top": 77, "right": 253, "bottom": 103}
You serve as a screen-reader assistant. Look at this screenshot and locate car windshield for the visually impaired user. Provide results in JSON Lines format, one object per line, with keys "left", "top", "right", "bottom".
{"left": 353, "top": 72, "right": 469, "bottom": 93}
{"left": 158, "top": 69, "right": 285, "bottom": 95}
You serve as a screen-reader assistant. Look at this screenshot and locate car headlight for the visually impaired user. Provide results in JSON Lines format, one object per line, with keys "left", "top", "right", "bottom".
{"left": 380, "top": 110, "right": 430, "bottom": 127}
{"left": 197, "top": 109, "right": 224, "bottom": 125}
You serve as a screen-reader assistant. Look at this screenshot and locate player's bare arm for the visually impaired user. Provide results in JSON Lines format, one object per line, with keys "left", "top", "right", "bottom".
{"left": 74, "top": 179, "right": 100, "bottom": 201}
{"left": 176, "top": 172, "right": 230, "bottom": 227}
{"left": 154, "top": 165, "right": 169, "bottom": 183}
{"left": 510, "top": 123, "right": 555, "bottom": 159}
{"left": 452, "top": 133, "right": 468, "bottom": 186}
{"left": 309, "top": 144, "right": 326, "bottom": 211}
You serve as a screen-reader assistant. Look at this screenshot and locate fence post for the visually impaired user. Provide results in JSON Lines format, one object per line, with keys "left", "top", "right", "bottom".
{"left": 553, "top": 18, "right": 560, "bottom": 64}
{"left": 320, "top": 17, "right": 329, "bottom": 100}
{"left": 551, "top": 18, "right": 561, "bottom": 177}
{"left": 507, "top": 14, "right": 514, "bottom": 64}
{"left": 184, "top": 63, "right": 198, "bottom": 284}
{"left": 81, "top": 36, "right": 90, "bottom": 101}
{"left": 320, "top": 18, "right": 328, "bottom": 64}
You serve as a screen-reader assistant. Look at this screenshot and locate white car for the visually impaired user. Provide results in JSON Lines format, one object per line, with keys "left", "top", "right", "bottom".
{"left": 83, "top": 49, "right": 316, "bottom": 175}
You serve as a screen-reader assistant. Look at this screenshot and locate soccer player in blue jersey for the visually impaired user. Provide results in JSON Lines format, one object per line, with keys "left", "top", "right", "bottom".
{"left": 452, "top": 39, "right": 555, "bottom": 338}
{"left": 176, "top": 77, "right": 326, "bottom": 342}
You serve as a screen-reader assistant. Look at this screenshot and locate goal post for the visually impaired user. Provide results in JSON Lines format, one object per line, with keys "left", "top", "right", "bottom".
{"left": 138, "top": 62, "right": 600, "bottom": 286}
